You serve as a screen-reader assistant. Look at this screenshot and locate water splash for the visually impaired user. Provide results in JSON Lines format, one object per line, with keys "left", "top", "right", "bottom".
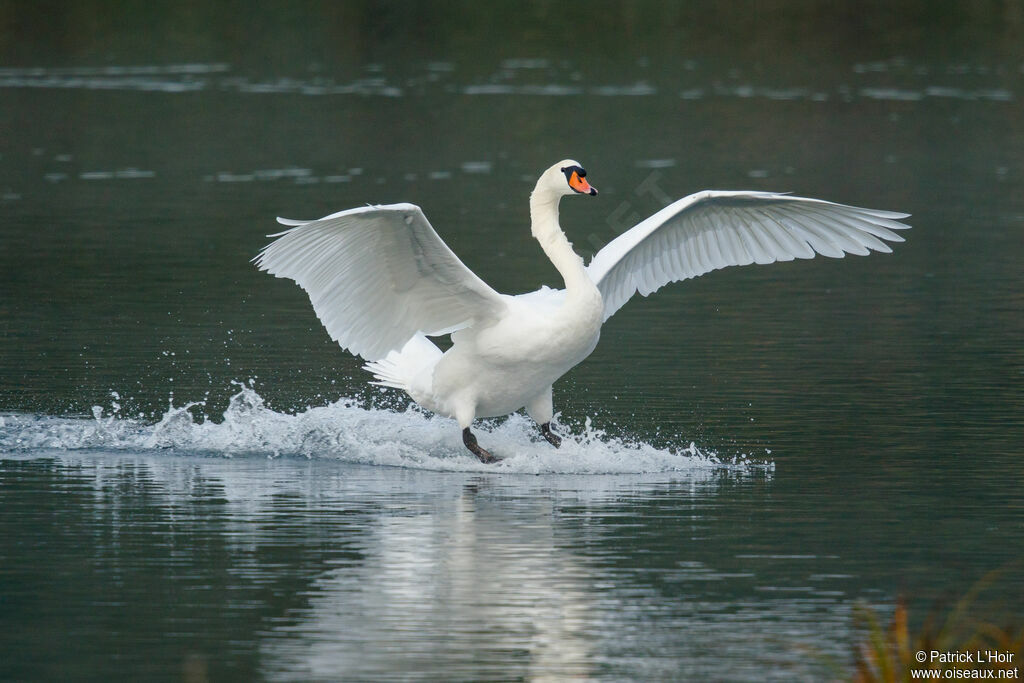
{"left": 0, "top": 387, "right": 770, "bottom": 475}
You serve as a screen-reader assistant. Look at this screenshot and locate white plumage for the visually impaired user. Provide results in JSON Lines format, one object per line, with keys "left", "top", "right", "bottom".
{"left": 587, "top": 190, "right": 909, "bottom": 320}
{"left": 255, "top": 203, "right": 505, "bottom": 361}
{"left": 255, "top": 161, "right": 909, "bottom": 462}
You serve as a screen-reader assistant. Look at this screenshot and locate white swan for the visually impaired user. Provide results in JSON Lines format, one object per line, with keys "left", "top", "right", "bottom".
{"left": 255, "top": 160, "right": 910, "bottom": 462}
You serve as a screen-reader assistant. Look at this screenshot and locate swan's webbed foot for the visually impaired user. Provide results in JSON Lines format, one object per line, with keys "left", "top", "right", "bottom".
{"left": 540, "top": 422, "right": 561, "bottom": 448}
{"left": 463, "top": 427, "right": 498, "bottom": 464}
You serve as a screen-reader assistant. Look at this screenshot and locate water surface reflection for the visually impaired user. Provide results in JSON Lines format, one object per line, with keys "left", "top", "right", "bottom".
{"left": 4, "top": 453, "right": 897, "bottom": 681}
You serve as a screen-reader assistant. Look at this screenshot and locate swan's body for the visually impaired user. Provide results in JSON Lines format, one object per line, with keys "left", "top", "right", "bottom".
{"left": 255, "top": 160, "right": 910, "bottom": 461}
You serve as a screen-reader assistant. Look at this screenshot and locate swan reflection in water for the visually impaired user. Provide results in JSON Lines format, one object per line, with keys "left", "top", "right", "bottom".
{"left": 260, "top": 481, "right": 597, "bottom": 680}
{"left": 26, "top": 454, "right": 859, "bottom": 679}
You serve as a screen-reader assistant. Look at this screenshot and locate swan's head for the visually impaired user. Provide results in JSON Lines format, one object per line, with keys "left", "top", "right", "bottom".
{"left": 535, "top": 159, "right": 599, "bottom": 200}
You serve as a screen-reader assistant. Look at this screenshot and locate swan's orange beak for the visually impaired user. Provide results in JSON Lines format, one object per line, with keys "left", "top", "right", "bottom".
{"left": 569, "top": 170, "right": 598, "bottom": 196}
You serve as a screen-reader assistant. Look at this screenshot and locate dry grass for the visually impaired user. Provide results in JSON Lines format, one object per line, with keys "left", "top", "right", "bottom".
{"left": 852, "top": 571, "right": 1022, "bottom": 682}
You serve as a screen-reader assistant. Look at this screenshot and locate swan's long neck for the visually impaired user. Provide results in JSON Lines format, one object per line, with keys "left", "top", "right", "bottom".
{"left": 529, "top": 191, "right": 594, "bottom": 298}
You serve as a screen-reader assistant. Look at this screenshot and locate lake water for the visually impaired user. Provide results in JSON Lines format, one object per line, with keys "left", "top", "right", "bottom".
{"left": 1, "top": 4, "right": 1022, "bottom": 681}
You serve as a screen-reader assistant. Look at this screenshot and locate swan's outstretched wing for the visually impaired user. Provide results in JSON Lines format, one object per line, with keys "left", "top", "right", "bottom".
{"left": 254, "top": 203, "right": 506, "bottom": 360}
{"left": 587, "top": 191, "right": 910, "bottom": 321}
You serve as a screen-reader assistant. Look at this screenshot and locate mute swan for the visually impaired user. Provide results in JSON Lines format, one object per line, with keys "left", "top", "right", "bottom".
{"left": 255, "top": 160, "right": 909, "bottom": 462}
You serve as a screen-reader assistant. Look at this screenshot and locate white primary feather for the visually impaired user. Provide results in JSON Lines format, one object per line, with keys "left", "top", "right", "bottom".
{"left": 587, "top": 190, "right": 911, "bottom": 321}
{"left": 253, "top": 203, "right": 506, "bottom": 361}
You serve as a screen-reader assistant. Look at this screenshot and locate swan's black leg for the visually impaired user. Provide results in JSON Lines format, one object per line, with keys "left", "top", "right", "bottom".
{"left": 540, "top": 422, "right": 561, "bottom": 448}
{"left": 463, "top": 427, "right": 498, "bottom": 463}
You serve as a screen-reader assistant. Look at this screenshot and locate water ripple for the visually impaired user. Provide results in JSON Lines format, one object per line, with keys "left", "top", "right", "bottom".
{"left": 0, "top": 61, "right": 1016, "bottom": 103}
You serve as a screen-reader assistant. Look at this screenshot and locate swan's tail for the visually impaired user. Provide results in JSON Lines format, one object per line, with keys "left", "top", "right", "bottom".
{"left": 363, "top": 334, "right": 442, "bottom": 395}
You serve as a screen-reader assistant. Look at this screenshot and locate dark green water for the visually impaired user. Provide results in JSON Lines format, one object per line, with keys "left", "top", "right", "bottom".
{"left": 1, "top": 3, "right": 1022, "bottom": 680}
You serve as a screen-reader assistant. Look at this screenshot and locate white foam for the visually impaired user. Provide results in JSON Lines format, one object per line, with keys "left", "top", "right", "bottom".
{"left": 0, "top": 387, "right": 771, "bottom": 475}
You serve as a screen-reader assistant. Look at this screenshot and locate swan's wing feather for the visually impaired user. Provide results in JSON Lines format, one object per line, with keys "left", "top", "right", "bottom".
{"left": 587, "top": 190, "right": 911, "bottom": 321}
{"left": 254, "top": 203, "right": 506, "bottom": 360}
